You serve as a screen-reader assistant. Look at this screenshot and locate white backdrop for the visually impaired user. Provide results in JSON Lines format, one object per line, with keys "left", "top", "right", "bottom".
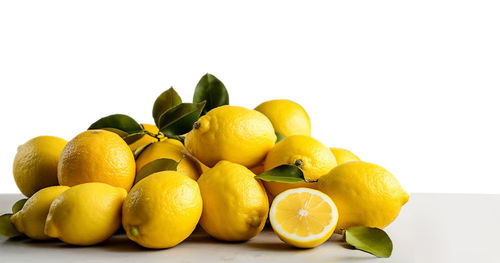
{"left": 1, "top": 0, "right": 499, "bottom": 194}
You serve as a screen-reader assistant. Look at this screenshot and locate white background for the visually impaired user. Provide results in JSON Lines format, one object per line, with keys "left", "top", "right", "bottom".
{"left": 0, "top": 1, "right": 499, "bottom": 194}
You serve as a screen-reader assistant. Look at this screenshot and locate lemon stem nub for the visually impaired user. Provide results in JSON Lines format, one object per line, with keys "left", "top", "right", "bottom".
{"left": 294, "top": 159, "right": 304, "bottom": 168}
{"left": 193, "top": 121, "right": 201, "bottom": 130}
{"left": 130, "top": 226, "right": 139, "bottom": 237}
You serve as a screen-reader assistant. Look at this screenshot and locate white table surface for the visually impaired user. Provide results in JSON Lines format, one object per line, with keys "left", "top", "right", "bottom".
{"left": 1, "top": 193, "right": 499, "bottom": 263}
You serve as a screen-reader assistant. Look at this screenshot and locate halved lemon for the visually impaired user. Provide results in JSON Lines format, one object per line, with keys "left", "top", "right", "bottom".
{"left": 269, "top": 187, "right": 338, "bottom": 248}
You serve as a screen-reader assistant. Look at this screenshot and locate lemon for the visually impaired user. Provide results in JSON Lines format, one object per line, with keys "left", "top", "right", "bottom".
{"left": 128, "top": 124, "right": 160, "bottom": 151}
{"left": 270, "top": 188, "right": 338, "bottom": 248}
{"left": 10, "top": 186, "right": 69, "bottom": 240}
{"left": 122, "top": 171, "right": 202, "bottom": 249}
{"left": 197, "top": 161, "right": 269, "bottom": 241}
{"left": 330, "top": 148, "right": 360, "bottom": 164}
{"left": 185, "top": 105, "right": 276, "bottom": 168}
{"left": 58, "top": 130, "right": 136, "bottom": 191}
{"left": 13, "top": 136, "right": 67, "bottom": 197}
{"left": 135, "top": 140, "right": 201, "bottom": 181}
{"left": 255, "top": 99, "right": 311, "bottom": 137}
{"left": 45, "top": 182, "right": 127, "bottom": 245}
{"left": 263, "top": 135, "right": 337, "bottom": 197}
{"left": 318, "top": 161, "right": 409, "bottom": 232}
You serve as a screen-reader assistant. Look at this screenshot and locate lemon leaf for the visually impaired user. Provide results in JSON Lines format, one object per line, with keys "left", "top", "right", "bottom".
{"left": 275, "top": 132, "right": 285, "bottom": 143}
{"left": 158, "top": 101, "right": 206, "bottom": 136}
{"left": 123, "top": 132, "right": 146, "bottom": 145}
{"left": 134, "top": 158, "right": 179, "bottom": 184}
{"left": 343, "top": 226, "right": 393, "bottom": 258}
{"left": 152, "top": 87, "right": 182, "bottom": 127}
{"left": 255, "top": 165, "right": 305, "bottom": 183}
{"left": 0, "top": 214, "right": 22, "bottom": 238}
{"left": 193, "top": 73, "right": 229, "bottom": 115}
{"left": 12, "top": 199, "right": 27, "bottom": 214}
{"left": 89, "top": 114, "right": 143, "bottom": 135}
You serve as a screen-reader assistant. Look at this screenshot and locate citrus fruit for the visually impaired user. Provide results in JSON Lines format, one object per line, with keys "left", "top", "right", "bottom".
{"left": 269, "top": 188, "right": 338, "bottom": 248}
{"left": 255, "top": 99, "right": 311, "bottom": 137}
{"left": 135, "top": 140, "right": 201, "bottom": 181}
{"left": 10, "top": 186, "right": 69, "bottom": 240}
{"left": 185, "top": 105, "right": 276, "bottom": 168}
{"left": 263, "top": 135, "right": 337, "bottom": 197}
{"left": 197, "top": 161, "right": 269, "bottom": 241}
{"left": 122, "top": 171, "right": 202, "bottom": 249}
{"left": 58, "top": 130, "right": 136, "bottom": 191}
{"left": 318, "top": 161, "right": 409, "bottom": 232}
{"left": 45, "top": 182, "right": 127, "bottom": 245}
{"left": 13, "top": 136, "right": 67, "bottom": 197}
{"left": 128, "top": 124, "right": 160, "bottom": 151}
{"left": 330, "top": 148, "right": 360, "bottom": 164}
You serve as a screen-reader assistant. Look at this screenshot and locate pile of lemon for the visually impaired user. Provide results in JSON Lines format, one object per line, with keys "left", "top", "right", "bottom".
{"left": 3, "top": 75, "right": 408, "bottom": 256}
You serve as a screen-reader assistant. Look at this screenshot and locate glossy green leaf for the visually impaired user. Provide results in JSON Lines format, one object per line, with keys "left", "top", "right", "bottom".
{"left": 133, "top": 142, "right": 155, "bottom": 159}
{"left": 275, "top": 132, "right": 285, "bottom": 143}
{"left": 12, "top": 199, "right": 28, "bottom": 214}
{"left": 344, "top": 226, "right": 393, "bottom": 258}
{"left": 123, "top": 132, "right": 146, "bottom": 145}
{"left": 88, "top": 114, "right": 143, "bottom": 135}
{"left": 134, "top": 158, "right": 179, "bottom": 184}
{"left": 158, "top": 101, "right": 206, "bottom": 136}
{"left": 255, "top": 165, "right": 305, "bottom": 183}
{"left": 152, "top": 87, "right": 182, "bottom": 126}
{"left": 0, "top": 214, "right": 22, "bottom": 238}
{"left": 193, "top": 73, "right": 229, "bottom": 115}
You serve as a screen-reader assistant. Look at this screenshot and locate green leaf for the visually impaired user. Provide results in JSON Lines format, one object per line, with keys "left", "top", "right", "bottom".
{"left": 343, "top": 226, "right": 393, "bottom": 258}
{"left": 12, "top": 199, "right": 28, "bottom": 214}
{"left": 275, "top": 132, "right": 285, "bottom": 143}
{"left": 0, "top": 214, "right": 22, "bottom": 238}
{"left": 255, "top": 165, "right": 305, "bottom": 183}
{"left": 158, "top": 101, "right": 206, "bottom": 136}
{"left": 152, "top": 87, "right": 182, "bottom": 127}
{"left": 134, "top": 158, "right": 179, "bottom": 184}
{"left": 123, "top": 132, "right": 146, "bottom": 145}
{"left": 193, "top": 73, "right": 229, "bottom": 115}
{"left": 133, "top": 141, "right": 155, "bottom": 159}
{"left": 88, "top": 114, "right": 143, "bottom": 135}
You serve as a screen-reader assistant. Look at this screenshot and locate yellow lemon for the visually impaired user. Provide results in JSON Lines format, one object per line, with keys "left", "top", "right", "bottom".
{"left": 330, "top": 148, "right": 360, "bottom": 164}
{"left": 318, "top": 161, "right": 409, "bottom": 232}
{"left": 128, "top": 124, "right": 160, "bottom": 151}
{"left": 45, "top": 182, "right": 127, "bottom": 245}
{"left": 13, "top": 136, "right": 67, "bottom": 197}
{"left": 135, "top": 140, "right": 202, "bottom": 181}
{"left": 58, "top": 130, "right": 136, "bottom": 191}
{"left": 197, "top": 161, "right": 269, "bottom": 241}
{"left": 270, "top": 188, "right": 338, "bottom": 248}
{"left": 263, "top": 135, "right": 337, "bottom": 198}
{"left": 10, "top": 186, "right": 69, "bottom": 240}
{"left": 255, "top": 99, "right": 311, "bottom": 137}
{"left": 185, "top": 105, "right": 276, "bottom": 168}
{"left": 122, "top": 171, "right": 202, "bottom": 249}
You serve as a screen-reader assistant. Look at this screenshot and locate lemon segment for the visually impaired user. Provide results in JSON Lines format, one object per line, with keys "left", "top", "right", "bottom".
{"left": 270, "top": 188, "right": 338, "bottom": 248}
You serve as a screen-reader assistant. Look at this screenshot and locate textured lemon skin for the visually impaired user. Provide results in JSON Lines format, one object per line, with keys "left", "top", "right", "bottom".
{"left": 122, "top": 171, "right": 202, "bottom": 249}
{"left": 263, "top": 135, "right": 337, "bottom": 197}
{"left": 330, "top": 148, "right": 360, "bottom": 164}
{"left": 44, "top": 182, "right": 127, "bottom": 245}
{"left": 10, "top": 186, "right": 69, "bottom": 240}
{"left": 197, "top": 161, "right": 269, "bottom": 241}
{"left": 128, "top": 124, "right": 160, "bottom": 151}
{"left": 13, "top": 136, "right": 67, "bottom": 197}
{"left": 255, "top": 99, "right": 311, "bottom": 137}
{"left": 318, "top": 161, "right": 409, "bottom": 233}
{"left": 135, "top": 140, "right": 202, "bottom": 181}
{"left": 58, "top": 130, "right": 136, "bottom": 191}
{"left": 185, "top": 105, "right": 276, "bottom": 168}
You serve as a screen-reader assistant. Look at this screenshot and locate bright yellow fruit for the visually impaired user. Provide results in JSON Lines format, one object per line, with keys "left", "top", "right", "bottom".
{"left": 58, "top": 130, "right": 136, "bottom": 191}
{"left": 122, "top": 171, "right": 202, "bottom": 249}
{"left": 255, "top": 99, "right": 311, "bottom": 137}
{"left": 45, "top": 182, "right": 127, "bottom": 245}
{"left": 263, "top": 135, "right": 337, "bottom": 198}
{"left": 128, "top": 124, "right": 160, "bottom": 151}
{"left": 270, "top": 188, "right": 338, "bottom": 248}
{"left": 185, "top": 105, "right": 276, "bottom": 168}
{"left": 10, "top": 186, "right": 69, "bottom": 240}
{"left": 135, "top": 140, "right": 202, "bottom": 181}
{"left": 330, "top": 148, "right": 360, "bottom": 164}
{"left": 197, "top": 161, "right": 269, "bottom": 241}
{"left": 13, "top": 136, "right": 67, "bottom": 197}
{"left": 318, "top": 161, "right": 409, "bottom": 232}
